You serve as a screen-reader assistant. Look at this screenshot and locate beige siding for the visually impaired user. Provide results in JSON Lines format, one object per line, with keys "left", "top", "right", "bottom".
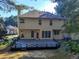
{"left": 19, "top": 18, "right": 40, "bottom": 29}
{"left": 19, "top": 18, "right": 64, "bottom": 30}
{"left": 20, "top": 29, "right": 31, "bottom": 39}
{"left": 19, "top": 18, "right": 65, "bottom": 39}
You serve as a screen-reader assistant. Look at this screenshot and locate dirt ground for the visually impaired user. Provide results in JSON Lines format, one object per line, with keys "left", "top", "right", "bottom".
{"left": 0, "top": 49, "right": 60, "bottom": 59}
{"left": 0, "top": 49, "right": 72, "bottom": 59}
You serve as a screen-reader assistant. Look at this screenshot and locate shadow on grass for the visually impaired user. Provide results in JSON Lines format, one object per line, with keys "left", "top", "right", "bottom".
{"left": 19, "top": 52, "right": 71, "bottom": 59}
{"left": 19, "top": 55, "right": 71, "bottom": 59}
{"left": 19, "top": 56, "right": 45, "bottom": 59}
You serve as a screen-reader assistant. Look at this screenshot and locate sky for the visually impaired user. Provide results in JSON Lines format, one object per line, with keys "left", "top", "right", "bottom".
{"left": 0, "top": 0, "right": 57, "bottom": 17}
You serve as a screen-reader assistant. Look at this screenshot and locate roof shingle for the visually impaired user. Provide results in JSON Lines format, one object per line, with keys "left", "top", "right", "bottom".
{"left": 19, "top": 10, "right": 66, "bottom": 20}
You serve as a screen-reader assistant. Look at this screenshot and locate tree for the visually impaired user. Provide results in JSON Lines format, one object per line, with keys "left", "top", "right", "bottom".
{"left": 4, "top": 16, "right": 17, "bottom": 26}
{"left": 53, "top": 0, "right": 79, "bottom": 17}
{"left": 52, "top": 0, "right": 79, "bottom": 58}
{"left": 0, "top": 0, "right": 37, "bottom": 12}
{"left": 52, "top": 0, "right": 79, "bottom": 34}
{"left": 0, "top": 18, "right": 7, "bottom": 37}
{"left": 0, "top": 0, "right": 15, "bottom": 12}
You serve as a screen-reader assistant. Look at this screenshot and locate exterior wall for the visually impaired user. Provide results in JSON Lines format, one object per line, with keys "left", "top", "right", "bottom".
{"left": 19, "top": 18, "right": 40, "bottom": 29}
{"left": 19, "top": 18, "right": 65, "bottom": 39}
{"left": 20, "top": 29, "right": 40, "bottom": 39}
{"left": 20, "top": 29, "right": 31, "bottom": 39}
{"left": 19, "top": 18, "right": 64, "bottom": 30}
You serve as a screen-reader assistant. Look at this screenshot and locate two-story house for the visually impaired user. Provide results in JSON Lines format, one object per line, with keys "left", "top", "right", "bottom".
{"left": 19, "top": 10, "right": 66, "bottom": 40}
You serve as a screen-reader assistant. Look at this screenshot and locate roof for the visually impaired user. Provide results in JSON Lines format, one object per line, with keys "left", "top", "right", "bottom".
{"left": 6, "top": 25, "right": 17, "bottom": 29}
{"left": 19, "top": 10, "right": 66, "bottom": 20}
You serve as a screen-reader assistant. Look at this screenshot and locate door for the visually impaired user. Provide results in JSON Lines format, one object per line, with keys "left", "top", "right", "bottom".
{"left": 31, "top": 31, "right": 34, "bottom": 38}
{"left": 36, "top": 32, "right": 39, "bottom": 39}
{"left": 31, "top": 31, "right": 39, "bottom": 39}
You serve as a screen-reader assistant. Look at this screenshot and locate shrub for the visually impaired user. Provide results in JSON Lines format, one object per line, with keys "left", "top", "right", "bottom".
{"left": 63, "top": 40, "right": 79, "bottom": 54}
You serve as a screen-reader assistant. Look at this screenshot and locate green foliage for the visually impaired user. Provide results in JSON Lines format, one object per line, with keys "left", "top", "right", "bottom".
{"left": 0, "top": 18, "right": 7, "bottom": 37}
{"left": 0, "top": 0, "right": 15, "bottom": 12}
{"left": 0, "top": 39, "right": 10, "bottom": 50}
{"left": 64, "top": 41, "right": 79, "bottom": 54}
{"left": 5, "top": 16, "right": 17, "bottom": 26}
{"left": 0, "top": 40, "right": 9, "bottom": 45}
{"left": 55, "top": 0, "right": 79, "bottom": 17}
{"left": 54, "top": 0, "right": 79, "bottom": 33}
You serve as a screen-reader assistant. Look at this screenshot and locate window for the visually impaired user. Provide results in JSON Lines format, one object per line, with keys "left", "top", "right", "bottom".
{"left": 38, "top": 20, "right": 42, "bottom": 25}
{"left": 20, "top": 18, "right": 24, "bottom": 23}
{"left": 21, "top": 34, "right": 24, "bottom": 38}
{"left": 42, "top": 31, "right": 44, "bottom": 38}
{"left": 48, "top": 31, "right": 51, "bottom": 37}
{"left": 50, "top": 20, "right": 52, "bottom": 26}
{"left": 36, "top": 32, "right": 39, "bottom": 38}
{"left": 53, "top": 30, "right": 60, "bottom": 35}
{"left": 31, "top": 31, "right": 34, "bottom": 38}
{"left": 42, "top": 31, "right": 51, "bottom": 38}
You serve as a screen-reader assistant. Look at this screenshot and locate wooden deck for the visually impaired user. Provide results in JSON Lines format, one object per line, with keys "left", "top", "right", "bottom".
{"left": 11, "top": 39, "right": 60, "bottom": 50}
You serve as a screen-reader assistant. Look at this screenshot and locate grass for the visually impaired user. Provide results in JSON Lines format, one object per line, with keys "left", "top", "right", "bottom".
{"left": 5, "top": 35, "right": 18, "bottom": 39}
{"left": 18, "top": 49, "right": 71, "bottom": 59}
{"left": 0, "top": 41, "right": 9, "bottom": 50}
{"left": 0, "top": 37, "right": 77, "bottom": 59}
{"left": 51, "top": 51, "right": 71, "bottom": 59}
{"left": 0, "top": 50, "right": 72, "bottom": 59}
{"left": 0, "top": 43, "right": 8, "bottom": 50}
{"left": 0, "top": 41, "right": 75, "bottom": 59}
{"left": 0, "top": 34, "right": 18, "bottom": 50}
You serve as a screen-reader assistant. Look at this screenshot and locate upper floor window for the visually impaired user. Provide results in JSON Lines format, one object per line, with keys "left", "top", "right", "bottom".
{"left": 50, "top": 20, "right": 52, "bottom": 26}
{"left": 20, "top": 18, "right": 24, "bottom": 23}
{"left": 38, "top": 20, "right": 42, "bottom": 25}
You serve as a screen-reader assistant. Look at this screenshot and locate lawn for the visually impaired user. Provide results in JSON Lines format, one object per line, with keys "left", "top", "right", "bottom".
{"left": 0, "top": 49, "right": 71, "bottom": 59}
{"left": 0, "top": 35, "right": 78, "bottom": 59}
{"left": 0, "top": 40, "right": 78, "bottom": 59}
{"left": 0, "top": 40, "right": 10, "bottom": 50}
{"left": 5, "top": 35, "right": 18, "bottom": 39}
{"left": 0, "top": 35, "right": 18, "bottom": 50}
